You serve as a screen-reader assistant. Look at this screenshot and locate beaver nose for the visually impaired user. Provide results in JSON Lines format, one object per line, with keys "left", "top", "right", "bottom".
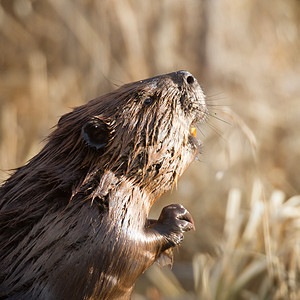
{"left": 179, "top": 71, "right": 195, "bottom": 85}
{"left": 186, "top": 74, "right": 195, "bottom": 84}
{"left": 172, "top": 70, "right": 196, "bottom": 86}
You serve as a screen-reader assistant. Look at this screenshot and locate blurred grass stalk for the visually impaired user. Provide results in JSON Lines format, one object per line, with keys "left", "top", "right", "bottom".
{"left": 147, "top": 182, "right": 299, "bottom": 300}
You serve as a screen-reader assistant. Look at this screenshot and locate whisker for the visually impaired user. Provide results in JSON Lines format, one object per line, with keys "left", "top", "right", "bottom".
{"left": 209, "top": 112, "right": 231, "bottom": 125}
{"left": 205, "top": 92, "right": 226, "bottom": 99}
{"left": 202, "top": 121, "right": 226, "bottom": 142}
{"left": 196, "top": 126, "right": 206, "bottom": 138}
{"left": 206, "top": 104, "right": 232, "bottom": 108}
{"left": 205, "top": 97, "right": 226, "bottom": 102}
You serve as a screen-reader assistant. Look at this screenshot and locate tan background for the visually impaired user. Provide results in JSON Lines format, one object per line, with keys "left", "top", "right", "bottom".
{"left": 1, "top": 0, "right": 300, "bottom": 299}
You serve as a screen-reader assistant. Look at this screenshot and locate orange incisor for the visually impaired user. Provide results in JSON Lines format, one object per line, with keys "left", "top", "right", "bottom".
{"left": 191, "top": 127, "right": 196, "bottom": 137}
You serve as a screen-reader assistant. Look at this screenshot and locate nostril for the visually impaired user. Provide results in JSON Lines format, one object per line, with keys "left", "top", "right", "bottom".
{"left": 186, "top": 75, "right": 194, "bottom": 84}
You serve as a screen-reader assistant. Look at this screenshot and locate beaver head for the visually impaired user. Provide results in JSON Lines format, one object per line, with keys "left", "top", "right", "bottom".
{"left": 52, "top": 70, "right": 207, "bottom": 203}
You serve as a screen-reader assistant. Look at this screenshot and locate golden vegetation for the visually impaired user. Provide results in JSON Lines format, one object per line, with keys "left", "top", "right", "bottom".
{"left": 1, "top": 0, "right": 299, "bottom": 299}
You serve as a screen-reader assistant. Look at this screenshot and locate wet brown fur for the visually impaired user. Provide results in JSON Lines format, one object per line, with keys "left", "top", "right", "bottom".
{"left": 0, "top": 71, "right": 207, "bottom": 299}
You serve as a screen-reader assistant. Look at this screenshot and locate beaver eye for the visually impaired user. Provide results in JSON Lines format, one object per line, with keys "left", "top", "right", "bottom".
{"left": 143, "top": 97, "right": 153, "bottom": 106}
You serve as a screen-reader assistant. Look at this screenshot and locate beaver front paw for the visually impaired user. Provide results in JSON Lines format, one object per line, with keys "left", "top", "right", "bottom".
{"left": 154, "top": 204, "right": 195, "bottom": 249}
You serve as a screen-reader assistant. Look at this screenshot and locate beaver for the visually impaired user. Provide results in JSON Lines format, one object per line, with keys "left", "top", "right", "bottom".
{"left": 0, "top": 70, "right": 207, "bottom": 299}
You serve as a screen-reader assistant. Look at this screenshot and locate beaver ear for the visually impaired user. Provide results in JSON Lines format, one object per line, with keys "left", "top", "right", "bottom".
{"left": 81, "top": 119, "right": 110, "bottom": 150}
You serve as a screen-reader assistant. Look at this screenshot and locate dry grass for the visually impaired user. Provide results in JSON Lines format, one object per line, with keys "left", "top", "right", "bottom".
{"left": 1, "top": 0, "right": 300, "bottom": 299}
{"left": 194, "top": 185, "right": 300, "bottom": 300}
